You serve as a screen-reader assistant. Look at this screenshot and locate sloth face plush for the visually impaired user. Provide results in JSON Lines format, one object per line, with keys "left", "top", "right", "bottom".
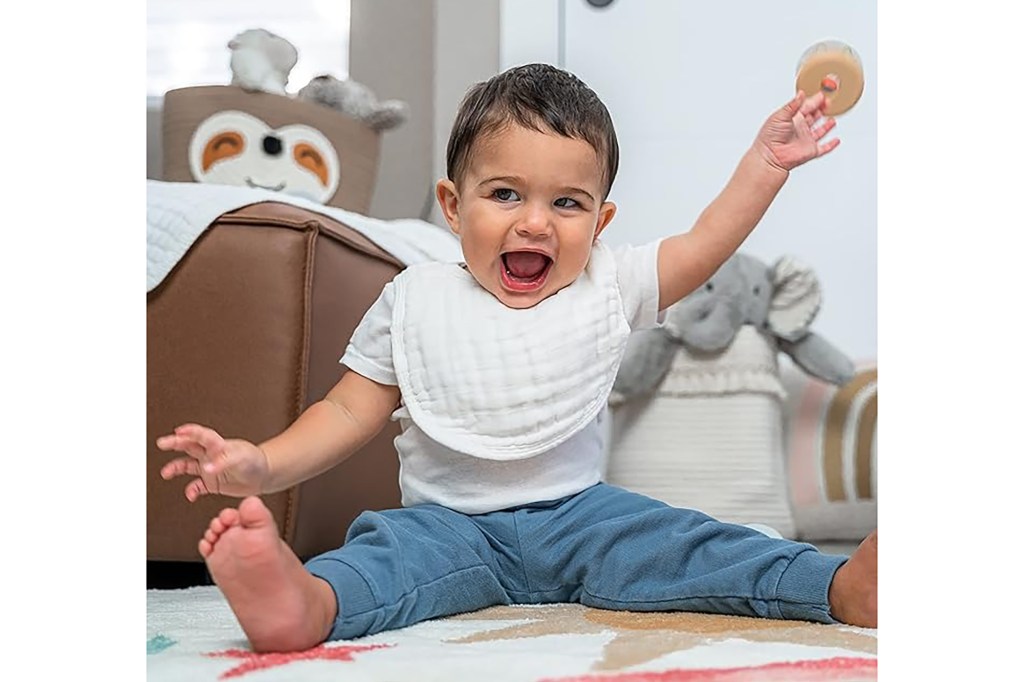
{"left": 188, "top": 110, "right": 340, "bottom": 203}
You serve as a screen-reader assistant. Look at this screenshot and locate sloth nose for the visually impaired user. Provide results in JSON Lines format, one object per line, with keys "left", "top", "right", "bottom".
{"left": 262, "top": 135, "right": 283, "bottom": 156}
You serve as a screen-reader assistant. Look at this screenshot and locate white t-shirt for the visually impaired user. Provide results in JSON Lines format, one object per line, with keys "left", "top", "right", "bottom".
{"left": 342, "top": 239, "right": 663, "bottom": 514}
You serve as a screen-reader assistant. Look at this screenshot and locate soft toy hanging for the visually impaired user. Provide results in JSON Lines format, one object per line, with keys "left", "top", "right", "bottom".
{"left": 297, "top": 75, "right": 409, "bottom": 132}
{"left": 227, "top": 28, "right": 299, "bottom": 96}
{"left": 225, "top": 28, "right": 408, "bottom": 131}
{"left": 610, "top": 252, "right": 855, "bottom": 406}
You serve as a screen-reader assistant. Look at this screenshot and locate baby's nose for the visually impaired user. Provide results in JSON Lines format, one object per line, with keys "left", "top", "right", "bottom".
{"left": 515, "top": 206, "right": 553, "bottom": 237}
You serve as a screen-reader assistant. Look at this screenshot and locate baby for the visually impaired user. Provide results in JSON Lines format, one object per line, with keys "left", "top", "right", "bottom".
{"left": 158, "top": 63, "right": 877, "bottom": 653}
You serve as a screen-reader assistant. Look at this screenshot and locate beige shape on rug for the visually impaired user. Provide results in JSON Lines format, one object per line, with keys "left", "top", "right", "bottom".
{"left": 447, "top": 604, "right": 876, "bottom": 672}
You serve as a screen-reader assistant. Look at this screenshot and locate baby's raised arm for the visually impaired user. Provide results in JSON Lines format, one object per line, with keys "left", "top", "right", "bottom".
{"left": 656, "top": 90, "right": 839, "bottom": 310}
{"left": 158, "top": 370, "right": 401, "bottom": 501}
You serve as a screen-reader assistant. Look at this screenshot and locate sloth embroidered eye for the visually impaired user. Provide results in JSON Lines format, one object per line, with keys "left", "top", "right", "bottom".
{"left": 188, "top": 111, "right": 341, "bottom": 203}
{"left": 202, "top": 131, "right": 245, "bottom": 171}
{"left": 294, "top": 143, "right": 329, "bottom": 186}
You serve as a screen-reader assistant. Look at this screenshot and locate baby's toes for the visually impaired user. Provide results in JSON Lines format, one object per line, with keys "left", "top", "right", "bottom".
{"left": 210, "top": 516, "right": 228, "bottom": 535}
{"left": 216, "top": 506, "right": 241, "bottom": 529}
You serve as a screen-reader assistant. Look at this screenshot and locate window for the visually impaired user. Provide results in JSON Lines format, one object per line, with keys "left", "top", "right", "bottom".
{"left": 147, "top": 0, "right": 350, "bottom": 98}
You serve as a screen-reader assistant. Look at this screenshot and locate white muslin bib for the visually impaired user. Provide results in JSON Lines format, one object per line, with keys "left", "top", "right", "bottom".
{"left": 390, "top": 242, "right": 631, "bottom": 460}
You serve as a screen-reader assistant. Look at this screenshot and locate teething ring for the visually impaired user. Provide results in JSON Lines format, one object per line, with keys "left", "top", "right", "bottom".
{"left": 796, "top": 39, "right": 864, "bottom": 115}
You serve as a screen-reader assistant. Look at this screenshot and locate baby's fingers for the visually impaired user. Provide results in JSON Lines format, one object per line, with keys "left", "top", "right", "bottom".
{"left": 817, "top": 137, "right": 841, "bottom": 157}
{"left": 812, "top": 117, "right": 837, "bottom": 141}
{"left": 184, "top": 478, "right": 211, "bottom": 502}
{"left": 160, "top": 456, "right": 203, "bottom": 481}
{"left": 156, "top": 433, "right": 210, "bottom": 467}
{"left": 156, "top": 432, "right": 190, "bottom": 451}
{"left": 799, "top": 90, "right": 828, "bottom": 116}
{"left": 175, "top": 423, "right": 227, "bottom": 452}
{"left": 781, "top": 90, "right": 807, "bottom": 118}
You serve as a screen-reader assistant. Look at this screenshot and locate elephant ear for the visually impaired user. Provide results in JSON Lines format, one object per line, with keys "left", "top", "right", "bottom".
{"left": 768, "top": 256, "right": 822, "bottom": 341}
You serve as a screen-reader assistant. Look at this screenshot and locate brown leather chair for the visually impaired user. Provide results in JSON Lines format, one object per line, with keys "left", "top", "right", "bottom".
{"left": 147, "top": 202, "right": 403, "bottom": 566}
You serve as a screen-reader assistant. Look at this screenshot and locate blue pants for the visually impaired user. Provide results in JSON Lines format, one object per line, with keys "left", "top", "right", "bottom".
{"left": 305, "top": 483, "right": 846, "bottom": 640}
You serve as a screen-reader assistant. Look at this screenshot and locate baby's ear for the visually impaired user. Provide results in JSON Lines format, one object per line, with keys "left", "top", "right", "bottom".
{"left": 435, "top": 179, "right": 461, "bottom": 234}
{"left": 594, "top": 200, "right": 617, "bottom": 241}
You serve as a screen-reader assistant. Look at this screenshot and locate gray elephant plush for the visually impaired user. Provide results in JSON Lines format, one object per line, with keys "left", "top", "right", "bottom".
{"left": 610, "top": 253, "right": 855, "bottom": 405}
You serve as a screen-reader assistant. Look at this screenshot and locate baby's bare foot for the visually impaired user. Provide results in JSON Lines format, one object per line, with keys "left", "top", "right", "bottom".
{"left": 202, "top": 497, "right": 338, "bottom": 652}
{"left": 828, "top": 530, "right": 877, "bottom": 628}
{"left": 198, "top": 506, "right": 240, "bottom": 558}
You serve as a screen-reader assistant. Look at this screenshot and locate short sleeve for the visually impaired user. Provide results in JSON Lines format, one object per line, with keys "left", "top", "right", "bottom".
{"left": 340, "top": 281, "right": 398, "bottom": 385}
{"left": 612, "top": 238, "right": 663, "bottom": 330}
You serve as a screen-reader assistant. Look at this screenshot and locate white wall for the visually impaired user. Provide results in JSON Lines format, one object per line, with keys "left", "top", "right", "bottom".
{"left": 499, "top": 0, "right": 560, "bottom": 68}
{"left": 431, "top": 0, "right": 502, "bottom": 226}
{"left": 501, "top": 0, "right": 877, "bottom": 361}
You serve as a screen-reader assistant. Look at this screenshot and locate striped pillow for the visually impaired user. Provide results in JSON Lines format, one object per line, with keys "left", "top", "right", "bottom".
{"left": 780, "top": 362, "right": 877, "bottom": 541}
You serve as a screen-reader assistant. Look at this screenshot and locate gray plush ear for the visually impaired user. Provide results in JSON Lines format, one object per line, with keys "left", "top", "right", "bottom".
{"left": 365, "top": 100, "right": 409, "bottom": 131}
{"left": 768, "top": 256, "right": 822, "bottom": 342}
{"left": 778, "top": 333, "right": 856, "bottom": 385}
{"left": 609, "top": 328, "right": 679, "bottom": 406}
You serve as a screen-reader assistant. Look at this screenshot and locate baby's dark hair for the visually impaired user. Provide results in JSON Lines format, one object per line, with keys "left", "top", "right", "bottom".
{"left": 445, "top": 63, "right": 619, "bottom": 198}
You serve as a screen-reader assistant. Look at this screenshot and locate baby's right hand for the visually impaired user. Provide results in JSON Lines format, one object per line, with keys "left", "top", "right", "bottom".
{"left": 157, "top": 423, "right": 270, "bottom": 502}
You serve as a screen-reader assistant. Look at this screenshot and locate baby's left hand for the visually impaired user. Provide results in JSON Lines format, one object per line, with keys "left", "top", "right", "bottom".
{"left": 754, "top": 90, "right": 839, "bottom": 171}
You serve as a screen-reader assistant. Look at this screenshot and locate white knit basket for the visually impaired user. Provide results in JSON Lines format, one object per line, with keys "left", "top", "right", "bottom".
{"left": 605, "top": 326, "right": 796, "bottom": 538}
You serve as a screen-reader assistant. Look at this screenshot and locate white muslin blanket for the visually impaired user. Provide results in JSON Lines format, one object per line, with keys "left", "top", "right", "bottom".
{"left": 146, "top": 180, "right": 463, "bottom": 291}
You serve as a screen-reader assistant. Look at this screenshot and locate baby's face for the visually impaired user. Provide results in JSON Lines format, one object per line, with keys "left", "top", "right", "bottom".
{"left": 437, "top": 124, "right": 616, "bottom": 309}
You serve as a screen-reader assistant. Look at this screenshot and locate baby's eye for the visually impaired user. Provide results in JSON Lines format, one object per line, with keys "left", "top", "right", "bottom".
{"left": 493, "top": 188, "right": 520, "bottom": 202}
{"left": 554, "top": 197, "right": 580, "bottom": 209}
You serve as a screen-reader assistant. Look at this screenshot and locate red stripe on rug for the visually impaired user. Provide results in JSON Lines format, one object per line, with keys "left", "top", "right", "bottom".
{"left": 544, "top": 656, "right": 876, "bottom": 682}
{"left": 204, "top": 643, "right": 393, "bottom": 679}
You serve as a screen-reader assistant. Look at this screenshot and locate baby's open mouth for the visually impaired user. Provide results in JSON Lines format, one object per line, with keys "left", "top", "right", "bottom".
{"left": 500, "top": 251, "right": 553, "bottom": 292}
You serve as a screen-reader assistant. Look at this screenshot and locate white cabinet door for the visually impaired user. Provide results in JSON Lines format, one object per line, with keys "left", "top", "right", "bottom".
{"left": 504, "top": 0, "right": 877, "bottom": 360}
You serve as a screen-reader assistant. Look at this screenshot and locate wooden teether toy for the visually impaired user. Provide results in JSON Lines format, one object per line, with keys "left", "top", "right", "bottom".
{"left": 796, "top": 39, "right": 864, "bottom": 115}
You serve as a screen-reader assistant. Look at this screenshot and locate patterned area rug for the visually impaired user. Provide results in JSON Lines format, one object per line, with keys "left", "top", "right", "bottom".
{"left": 147, "top": 587, "right": 876, "bottom": 681}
